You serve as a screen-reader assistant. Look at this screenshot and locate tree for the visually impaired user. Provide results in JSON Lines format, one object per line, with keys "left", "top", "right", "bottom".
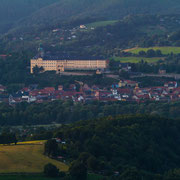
{"left": 119, "top": 70, "right": 129, "bottom": 79}
{"left": 33, "top": 65, "right": 44, "bottom": 75}
{"left": 87, "top": 155, "right": 99, "bottom": 171}
{"left": 119, "top": 167, "right": 141, "bottom": 180}
{"left": 156, "top": 50, "right": 162, "bottom": 57}
{"left": 43, "top": 163, "right": 59, "bottom": 177}
{"left": 78, "top": 152, "right": 91, "bottom": 165}
{"left": 44, "top": 139, "right": 58, "bottom": 157}
{"left": 138, "top": 50, "right": 146, "bottom": 56}
{"left": 11, "top": 134, "right": 18, "bottom": 145}
{"left": 146, "top": 49, "right": 156, "bottom": 57}
{"left": 0, "top": 133, "right": 17, "bottom": 145}
{"left": 69, "top": 160, "right": 87, "bottom": 180}
{"left": 165, "top": 168, "right": 180, "bottom": 180}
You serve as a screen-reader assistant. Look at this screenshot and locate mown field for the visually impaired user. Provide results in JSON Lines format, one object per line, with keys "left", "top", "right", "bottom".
{"left": 0, "top": 141, "right": 68, "bottom": 173}
{"left": 125, "top": 46, "right": 180, "bottom": 55}
{"left": 0, "top": 141, "right": 103, "bottom": 180}
{"left": 112, "top": 56, "right": 164, "bottom": 63}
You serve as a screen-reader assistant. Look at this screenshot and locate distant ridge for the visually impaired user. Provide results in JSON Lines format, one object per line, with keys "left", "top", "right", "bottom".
{"left": 2, "top": 0, "right": 180, "bottom": 35}
{"left": 20, "top": 0, "right": 180, "bottom": 26}
{"left": 0, "top": 0, "right": 58, "bottom": 33}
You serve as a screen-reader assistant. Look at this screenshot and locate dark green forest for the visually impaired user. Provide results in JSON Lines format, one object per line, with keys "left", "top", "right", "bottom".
{"left": 0, "top": 0, "right": 58, "bottom": 34}
{"left": 42, "top": 115, "right": 180, "bottom": 179}
{"left": 1, "top": 100, "right": 180, "bottom": 126}
{"left": 10, "top": 0, "right": 180, "bottom": 32}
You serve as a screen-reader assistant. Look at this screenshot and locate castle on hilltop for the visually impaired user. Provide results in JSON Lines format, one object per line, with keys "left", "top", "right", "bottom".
{"left": 30, "top": 46, "right": 108, "bottom": 73}
{"left": 30, "top": 55, "right": 109, "bottom": 73}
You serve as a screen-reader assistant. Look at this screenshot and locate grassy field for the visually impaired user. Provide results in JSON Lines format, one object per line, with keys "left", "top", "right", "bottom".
{"left": 86, "top": 20, "right": 118, "bottom": 28}
{"left": 0, "top": 141, "right": 104, "bottom": 179}
{"left": 0, "top": 141, "right": 68, "bottom": 173}
{"left": 112, "top": 56, "right": 164, "bottom": 63}
{"left": 125, "top": 46, "right": 180, "bottom": 55}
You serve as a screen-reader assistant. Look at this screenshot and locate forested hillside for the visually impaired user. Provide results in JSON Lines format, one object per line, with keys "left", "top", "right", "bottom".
{"left": 1, "top": 0, "right": 180, "bottom": 35}
{"left": 46, "top": 115, "right": 180, "bottom": 179}
{"left": 0, "top": 0, "right": 58, "bottom": 33}
{"left": 1, "top": 1, "right": 180, "bottom": 54}
{"left": 2, "top": 14, "right": 180, "bottom": 55}
{"left": 15, "top": 0, "right": 180, "bottom": 29}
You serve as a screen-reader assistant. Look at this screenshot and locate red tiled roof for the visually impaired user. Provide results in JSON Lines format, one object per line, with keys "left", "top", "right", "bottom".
{"left": 124, "top": 80, "right": 137, "bottom": 84}
{"left": 136, "top": 94, "right": 150, "bottom": 99}
{"left": 117, "top": 88, "right": 132, "bottom": 94}
{"left": 21, "top": 87, "right": 29, "bottom": 92}
{"left": 44, "top": 87, "right": 55, "bottom": 92}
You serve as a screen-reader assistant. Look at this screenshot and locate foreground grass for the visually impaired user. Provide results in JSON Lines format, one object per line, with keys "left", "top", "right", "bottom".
{"left": 0, "top": 175, "right": 56, "bottom": 180}
{"left": 112, "top": 56, "right": 164, "bottom": 63}
{"left": 0, "top": 141, "right": 68, "bottom": 173}
{"left": 0, "top": 173, "right": 104, "bottom": 180}
{"left": 87, "top": 173, "right": 104, "bottom": 180}
{"left": 126, "top": 46, "right": 180, "bottom": 55}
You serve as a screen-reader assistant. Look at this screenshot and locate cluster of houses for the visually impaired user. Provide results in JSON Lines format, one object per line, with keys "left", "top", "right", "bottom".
{"left": 0, "top": 80, "right": 180, "bottom": 105}
{"left": 133, "top": 81, "right": 179, "bottom": 102}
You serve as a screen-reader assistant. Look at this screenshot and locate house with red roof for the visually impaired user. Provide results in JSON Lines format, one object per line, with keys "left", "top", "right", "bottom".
{"left": 164, "top": 81, "right": 177, "bottom": 89}
{"left": 0, "top": 85, "right": 6, "bottom": 92}
{"left": 118, "top": 80, "right": 138, "bottom": 88}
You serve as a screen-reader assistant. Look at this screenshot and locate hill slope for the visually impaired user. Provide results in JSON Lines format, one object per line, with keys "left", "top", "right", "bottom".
{"left": 56, "top": 115, "right": 180, "bottom": 177}
{"left": 19, "top": 0, "right": 180, "bottom": 28}
{"left": 0, "top": 0, "right": 58, "bottom": 33}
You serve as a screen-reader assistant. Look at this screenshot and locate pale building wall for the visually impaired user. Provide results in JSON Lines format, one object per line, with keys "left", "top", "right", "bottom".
{"left": 31, "top": 58, "right": 108, "bottom": 73}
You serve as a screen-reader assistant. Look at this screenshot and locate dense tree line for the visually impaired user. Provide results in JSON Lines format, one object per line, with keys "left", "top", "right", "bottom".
{"left": 0, "top": 133, "right": 17, "bottom": 145}
{"left": 1, "top": 100, "right": 180, "bottom": 126}
{"left": 138, "top": 49, "right": 163, "bottom": 57}
{"left": 131, "top": 54, "right": 180, "bottom": 74}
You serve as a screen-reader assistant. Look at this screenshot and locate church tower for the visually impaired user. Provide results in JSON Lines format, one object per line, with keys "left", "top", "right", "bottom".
{"left": 38, "top": 43, "right": 45, "bottom": 58}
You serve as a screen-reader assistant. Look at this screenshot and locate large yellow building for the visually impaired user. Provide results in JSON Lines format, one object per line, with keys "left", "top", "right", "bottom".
{"left": 30, "top": 56, "right": 109, "bottom": 73}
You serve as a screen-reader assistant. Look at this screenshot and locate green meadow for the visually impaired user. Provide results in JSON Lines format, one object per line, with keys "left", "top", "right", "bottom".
{"left": 0, "top": 141, "right": 68, "bottom": 173}
{"left": 112, "top": 56, "right": 164, "bottom": 63}
{"left": 126, "top": 46, "right": 180, "bottom": 55}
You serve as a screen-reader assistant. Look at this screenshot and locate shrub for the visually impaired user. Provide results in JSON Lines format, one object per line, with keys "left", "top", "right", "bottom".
{"left": 43, "top": 163, "right": 59, "bottom": 177}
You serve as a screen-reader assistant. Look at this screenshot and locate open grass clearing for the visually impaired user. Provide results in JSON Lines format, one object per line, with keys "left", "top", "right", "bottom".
{"left": 125, "top": 46, "right": 180, "bottom": 55}
{"left": 112, "top": 56, "right": 164, "bottom": 63}
{"left": 0, "top": 141, "right": 68, "bottom": 173}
